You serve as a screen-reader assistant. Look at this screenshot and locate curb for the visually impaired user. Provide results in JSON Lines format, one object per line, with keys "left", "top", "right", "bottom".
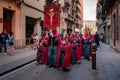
{"left": 0, "top": 55, "right": 36, "bottom": 76}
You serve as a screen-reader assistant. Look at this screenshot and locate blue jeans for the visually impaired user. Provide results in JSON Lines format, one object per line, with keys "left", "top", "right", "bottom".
{"left": 48, "top": 46, "right": 58, "bottom": 66}
{"left": 3, "top": 42, "right": 7, "bottom": 53}
{"left": 38, "top": 53, "right": 42, "bottom": 61}
{"left": 72, "top": 49, "right": 76, "bottom": 62}
{"left": 83, "top": 44, "right": 90, "bottom": 58}
{"left": 60, "top": 54, "right": 64, "bottom": 64}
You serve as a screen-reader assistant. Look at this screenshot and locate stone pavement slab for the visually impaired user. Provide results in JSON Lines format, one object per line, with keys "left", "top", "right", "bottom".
{"left": 0, "top": 43, "right": 120, "bottom": 80}
{"left": 67, "top": 42, "right": 120, "bottom": 80}
{"left": 0, "top": 48, "right": 36, "bottom": 76}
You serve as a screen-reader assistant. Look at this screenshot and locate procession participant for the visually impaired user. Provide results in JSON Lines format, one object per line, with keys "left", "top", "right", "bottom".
{"left": 65, "top": 37, "right": 71, "bottom": 67}
{"left": 36, "top": 41, "right": 45, "bottom": 64}
{"left": 87, "top": 33, "right": 93, "bottom": 57}
{"left": 71, "top": 39, "right": 77, "bottom": 64}
{"left": 68, "top": 35, "right": 73, "bottom": 63}
{"left": 59, "top": 39, "right": 70, "bottom": 71}
{"left": 59, "top": 39, "right": 65, "bottom": 66}
{"left": 43, "top": 31, "right": 49, "bottom": 65}
{"left": 76, "top": 36, "right": 82, "bottom": 63}
{"left": 48, "top": 29, "right": 60, "bottom": 68}
{"left": 80, "top": 34, "right": 83, "bottom": 56}
{"left": 48, "top": 31, "right": 55, "bottom": 67}
{"left": 52, "top": 29, "right": 61, "bottom": 68}
{"left": 69, "top": 33, "right": 74, "bottom": 42}
{"left": 82, "top": 37, "right": 91, "bottom": 61}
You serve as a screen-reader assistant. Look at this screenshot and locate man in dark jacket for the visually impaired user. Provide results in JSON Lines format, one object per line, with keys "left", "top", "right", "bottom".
{"left": 93, "top": 32, "right": 100, "bottom": 47}
{"left": 1, "top": 30, "right": 8, "bottom": 55}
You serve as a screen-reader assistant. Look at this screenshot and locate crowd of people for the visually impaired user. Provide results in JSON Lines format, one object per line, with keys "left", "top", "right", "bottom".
{"left": 36, "top": 29, "right": 93, "bottom": 71}
{"left": 0, "top": 30, "right": 14, "bottom": 56}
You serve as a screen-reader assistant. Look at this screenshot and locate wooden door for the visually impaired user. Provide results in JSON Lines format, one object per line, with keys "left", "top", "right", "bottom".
{"left": 3, "top": 21, "right": 12, "bottom": 34}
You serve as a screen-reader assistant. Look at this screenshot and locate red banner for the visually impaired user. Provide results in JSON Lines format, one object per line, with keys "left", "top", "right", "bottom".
{"left": 44, "top": 5, "right": 60, "bottom": 29}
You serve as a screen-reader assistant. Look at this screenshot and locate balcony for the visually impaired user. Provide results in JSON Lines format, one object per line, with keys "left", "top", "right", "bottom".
{"left": 64, "top": 0, "right": 71, "bottom": 7}
{"left": 97, "top": 0, "right": 116, "bottom": 21}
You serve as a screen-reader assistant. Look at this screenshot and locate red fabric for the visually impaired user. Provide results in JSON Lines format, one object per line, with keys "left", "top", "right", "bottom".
{"left": 68, "top": 42, "right": 73, "bottom": 63}
{"left": 87, "top": 35, "right": 93, "bottom": 56}
{"left": 44, "top": 5, "right": 60, "bottom": 28}
{"left": 70, "top": 36, "right": 74, "bottom": 41}
{"left": 51, "top": 30, "right": 61, "bottom": 68}
{"left": 80, "top": 38, "right": 83, "bottom": 56}
{"left": 83, "top": 26, "right": 89, "bottom": 39}
{"left": 76, "top": 45, "right": 82, "bottom": 61}
{"left": 66, "top": 42, "right": 72, "bottom": 67}
{"left": 44, "top": 31, "right": 48, "bottom": 41}
{"left": 44, "top": 47, "right": 48, "bottom": 64}
{"left": 62, "top": 44, "right": 70, "bottom": 68}
{"left": 58, "top": 43, "right": 70, "bottom": 68}
{"left": 36, "top": 46, "right": 45, "bottom": 63}
{"left": 55, "top": 37, "right": 61, "bottom": 68}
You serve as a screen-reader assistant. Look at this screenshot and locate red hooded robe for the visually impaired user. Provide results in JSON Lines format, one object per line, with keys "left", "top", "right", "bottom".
{"left": 52, "top": 30, "right": 61, "bottom": 68}
{"left": 36, "top": 45, "right": 45, "bottom": 63}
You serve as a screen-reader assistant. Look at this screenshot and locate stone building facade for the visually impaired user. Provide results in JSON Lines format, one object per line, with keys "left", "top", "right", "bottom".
{"left": 0, "top": 0, "right": 45, "bottom": 49}
{"left": 83, "top": 20, "right": 97, "bottom": 35}
{"left": 0, "top": 0, "right": 83, "bottom": 49}
{"left": 96, "top": 0, "right": 120, "bottom": 52}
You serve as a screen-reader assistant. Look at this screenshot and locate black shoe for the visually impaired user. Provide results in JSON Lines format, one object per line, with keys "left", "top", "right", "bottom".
{"left": 62, "top": 67, "right": 69, "bottom": 72}
{"left": 49, "top": 65, "right": 53, "bottom": 68}
{"left": 84, "top": 57, "right": 87, "bottom": 59}
{"left": 87, "top": 57, "right": 90, "bottom": 61}
{"left": 53, "top": 65, "right": 56, "bottom": 68}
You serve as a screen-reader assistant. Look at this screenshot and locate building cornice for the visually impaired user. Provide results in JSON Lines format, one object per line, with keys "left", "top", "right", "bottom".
{"left": 21, "top": 0, "right": 44, "bottom": 13}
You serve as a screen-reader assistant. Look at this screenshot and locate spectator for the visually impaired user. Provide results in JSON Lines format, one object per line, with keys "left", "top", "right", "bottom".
{"left": 8, "top": 32, "right": 14, "bottom": 56}
{"left": 1, "top": 30, "right": 8, "bottom": 55}
{"left": 31, "top": 33, "right": 39, "bottom": 50}
{"left": 34, "top": 33, "right": 39, "bottom": 45}
{"left": 93, "top": 32, "right": 100, "bottom": 47}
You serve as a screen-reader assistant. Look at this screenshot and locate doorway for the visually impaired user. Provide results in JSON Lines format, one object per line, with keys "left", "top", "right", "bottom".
{"left": 26, "top": 16, "right": 36, "bottom": 45}
{"left": 3, "top": 8, "right": 14, "bottom": 34}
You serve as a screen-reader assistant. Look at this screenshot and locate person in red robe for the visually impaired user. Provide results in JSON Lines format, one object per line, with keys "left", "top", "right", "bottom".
{"left": 76, "top": 36, "right": 82, "bottom": 63}
{"left": 65, "top": 37, "right": 71, "bottom": 67}
{"left": 87, "top": 34, "right": 93, "bottom": 57}
{"left": 71, "top": 39, "right": 77, "bottom": 64}
{"left": 36, "top": 41, "right": 45, "bottom": 64}
{"left": 47, "top": 29, "right": 61, "bottom": 68}
{"left": 59, "top": 39, "right": 70, "bottom": 71}
{"left": 43, "top": 31, "right": 49, "bottom": 65}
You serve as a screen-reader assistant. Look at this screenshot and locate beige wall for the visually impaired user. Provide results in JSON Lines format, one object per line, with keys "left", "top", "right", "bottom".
{"left": 21, "top": 2, "right": 44, "bottom": 47}
{"left": 24, "top": 0, "right": 45, "bottom": 12}
{"left": 0, "top": 0, "right": 45, "bottom": 48}
{"left": 0, "top": 1, "right": 22, "bottom": 49}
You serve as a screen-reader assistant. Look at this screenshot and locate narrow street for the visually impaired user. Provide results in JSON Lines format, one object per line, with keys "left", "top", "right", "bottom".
{"left": 0, "top": 0, "right": 120, "bottom": 80}
{"left": 0, "top": 42, "right": 120, "bottom": 80}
